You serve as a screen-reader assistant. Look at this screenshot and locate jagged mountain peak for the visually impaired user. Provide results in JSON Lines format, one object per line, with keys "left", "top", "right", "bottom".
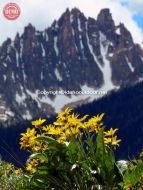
{"left": 117, "top": 23, "right": 134, "bottom": 45}
{"left": 0, "top": 8, "right": 143, "bottom": 124}
{"left": 62, "top": 7, "right": 84, "bottom": 17}
{"left": 58, "top": 7, "right": 88, "bottom": 27}
{"left": 97, "top": 8, "right": 113, "bottom": 21}
{"left": 14, "top": 32, "right": 20, "bottom": 41}
{"left": 25, "top": 23, "right": 35, "bottom": 30}
{"left": 97, "top": 8, "right": 115, "bottom": 36}
{"left": 22, "top": 23, "right": 36, "bottom": 40}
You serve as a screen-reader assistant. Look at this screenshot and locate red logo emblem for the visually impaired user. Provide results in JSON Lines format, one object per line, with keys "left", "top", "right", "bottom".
{"left": 3, "top": 2, "right": 21, "bottom": 20}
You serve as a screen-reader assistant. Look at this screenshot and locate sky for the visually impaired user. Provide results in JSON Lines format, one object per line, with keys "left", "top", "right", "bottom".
{"left": 0, "top": 0, "right": 143, "bottom": 45}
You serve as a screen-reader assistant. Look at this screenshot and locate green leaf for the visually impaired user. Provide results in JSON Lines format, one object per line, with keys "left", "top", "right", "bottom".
{"left": 94, "top": 127, "right": 116, "bottom": 186}
{"left": 27, "top": 153, "right": 48, "bottom": 163}
{"left": 95, "top": 128, "right": 105, "bottom": 167}
{"left": 36, "top": 136, "right": 55, "bottom": 143}
{"left": 124, "top": 162, "right": 143, "bottom": 187}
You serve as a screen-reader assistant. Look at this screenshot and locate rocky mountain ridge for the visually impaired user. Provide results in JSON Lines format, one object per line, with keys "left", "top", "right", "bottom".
{"left": 0, "top": 8, "right": 143, "bottom": 124}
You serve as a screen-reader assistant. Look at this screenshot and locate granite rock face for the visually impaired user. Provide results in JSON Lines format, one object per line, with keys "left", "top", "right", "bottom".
{"left": 0, "top": 8, "right": 143, "bottom": 123}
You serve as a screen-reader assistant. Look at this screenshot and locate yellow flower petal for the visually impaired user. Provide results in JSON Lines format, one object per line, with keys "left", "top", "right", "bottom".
{"left": 32, "top": 118, "right": 46, "bottom": 128}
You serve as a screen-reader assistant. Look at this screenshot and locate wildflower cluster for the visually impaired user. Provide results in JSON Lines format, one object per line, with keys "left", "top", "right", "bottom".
{"left": 2, "top": 109, "right": 143, "bottom": 190}
{"left": 19, "top": 108, "right": 121, "bottom": 175}
{"left": 26, "top": 159, "right": 39, "bottom": 173}
{"left": 104, "top": 128, "right": 121, "bottom": 147}
{"left": 20, "top": 119, "right": 48, "bottom": 152}
{"left": 20, "top": 108, "right": 120, "bottom": 149}
{"left": 0, "top": 159, "right": 25, "bottom": 190}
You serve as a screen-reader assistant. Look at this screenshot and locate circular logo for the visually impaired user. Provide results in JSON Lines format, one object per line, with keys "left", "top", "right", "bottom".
{"left": 3, "top": 2, "right": 21, "bottom": 20}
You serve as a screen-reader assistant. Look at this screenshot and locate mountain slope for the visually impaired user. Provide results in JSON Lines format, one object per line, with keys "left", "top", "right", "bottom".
{"left": 0, "top": 8, "right": 143, "bottom": 123}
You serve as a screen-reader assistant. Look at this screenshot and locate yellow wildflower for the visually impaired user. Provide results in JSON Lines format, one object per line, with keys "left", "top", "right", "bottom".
{"left": 86, "top": 114, "right": 104, "bottom": 133}
{"left": 47, "top": 126, "right": 62, "bottom": 136}
{"left": 111, "top": 136, "right": 121, "bottom": 146}
{"left": 104, "top": 136, "right": 121, "bottom": 146}
{"left": 31, "top": 139, "right": 48, "bottom": 152}
{"left": 70, "top": 126, "right": 80, "bottom": 136}
{"left": 57, "top": 134, "right": 67, "bottom": 144}
{"left": 20, "top": 128, "right": 37, "bottom": 149}
{"left": 79, "top": 114, "right": 89, "bottom": 122}
{"left": 67, "top": 113, "right": 79, "bottom": 125}
{"left": 64, "top": 128, "right": 71, "bottom": 137}
{"left": 104, "top": 127, "right": 121, "bottom": 147}
{"left": 32, "top": 118, "right": 46, "bottom": 128}
{"left": 20, "top": 125, "right": 48, "bottom": 151}
{"left": 15, "top": 168, "right": 23, "bottom": 175}
{"left": 104, "top": 137, "right": 112, "bottom": 144}
{"left": 104, "top": 128, "right": 118, "bottom": 137}
{"left": 6, "top": 163, "right": 13, "bottom": 171}
{"left": 53, "top": 121, "right": 63, "bottom": 126}
{"left": 26, "top": 159, "right": 39, "bottom": 173}
{"left": 57, "top": 108, "right": 72, "bottom": 121}
{"left": 42, "top": 124, "right": 52, "bottom": 132}
{"left": 21, "top": 128, "right": 36, "bottom": 138}
{"left": 60, "top": 123, "right": 70, "bottom": 131}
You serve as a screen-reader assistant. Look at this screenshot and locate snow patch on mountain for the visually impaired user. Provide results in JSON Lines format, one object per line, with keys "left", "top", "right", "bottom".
{"left": 54, "top": 68, "right": 62, "bottom": 81}
{"left": 125, "top": 57, "right": 135, "bottom": 72}
{"left": 99, "top": 32, "right": 116, "bottom": 91}
{"left": 23, "top": 110, "right": 32, "bottom": 120}
{"left": 54, "top": 36, "right": 59, "bottom": 56}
